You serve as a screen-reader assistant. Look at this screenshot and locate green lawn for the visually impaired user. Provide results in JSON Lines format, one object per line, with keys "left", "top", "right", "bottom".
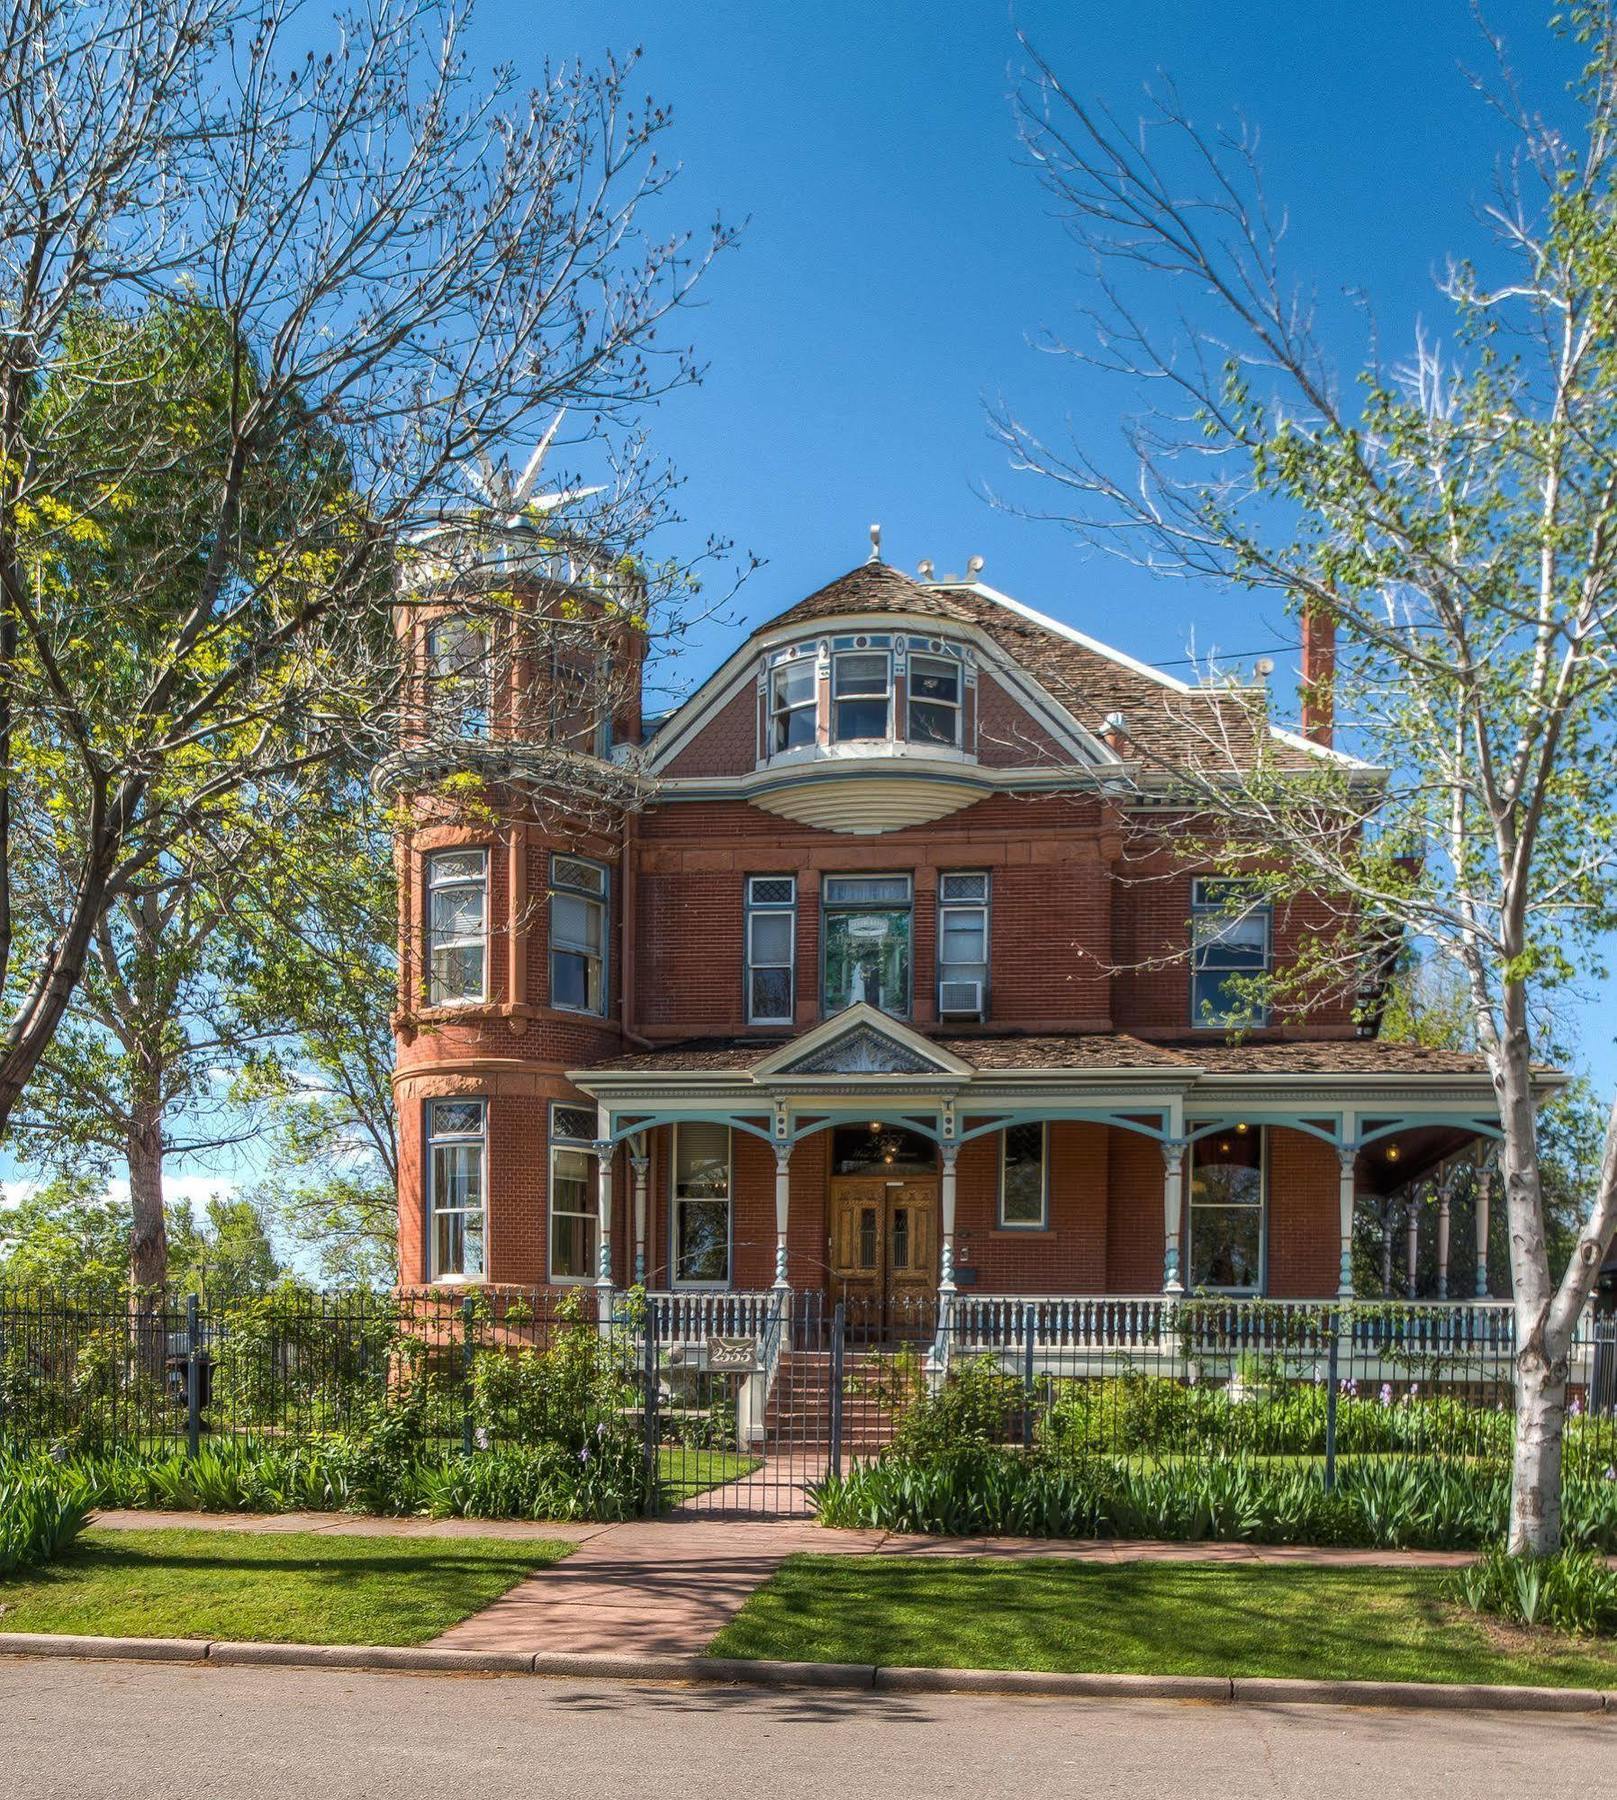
{"left": 0, "top": 1527, "right": 570, "bottom": 1645}
{"left": 658, "top": 1447, "right": 761, "bottom": 1503}
{"left": 708, "top": 1556, "right": 1617, "bottom": 1690}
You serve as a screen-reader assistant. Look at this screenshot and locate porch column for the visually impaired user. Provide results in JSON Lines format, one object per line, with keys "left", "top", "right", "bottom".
{"left": 773, "top": 1146, "right": 792, "bottom": 1291}
{"left": 630, "top": 1139, "right": 649, "bottom": 1286}
{"left": 1436, "top": 1175, "right": 1452, "bottom": 1300}
{"left": 1161, "top": 1139, "right": 1187, "bottom": 1296}
{"left": 1474, "top": 1161, "right": 1493, "bottom": 1298}
{"left": 1336, "top": 1144, "right": 1358, "bottom": 1299}
{"left": 939, "top": 1143, "right": 960, "bottom": 1292}
{"left": 1405, "top": 1192, "right": 1420, "bottom": 1300}
{"left": 594, "top": 1138, "right": 616, "bottom": 1299}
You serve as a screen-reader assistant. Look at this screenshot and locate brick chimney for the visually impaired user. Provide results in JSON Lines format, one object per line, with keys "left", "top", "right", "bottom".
{"left": 1299, "top": 600, "right": 1337, "bottom": 747}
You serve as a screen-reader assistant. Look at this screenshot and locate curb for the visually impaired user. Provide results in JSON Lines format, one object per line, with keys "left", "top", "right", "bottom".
{"left": 0, "top": 1634, "right": 1611, "bottom": 1715}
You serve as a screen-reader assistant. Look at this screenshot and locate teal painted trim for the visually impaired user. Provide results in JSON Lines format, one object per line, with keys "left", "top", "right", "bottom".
{"left": 1185, "top": 1115, "right": 1343, "bottom": 1149}
{"left": 602, "top": 1111, "right": 775, "bottom": 1148}
{"left": 955, "top": 1108, "right": 1171, "bottom": 1146}
{"left": 784, "top": 1108, "right": 941, "bottom": 1148}
{"left": 1358, "top": 1115, "right": 1502, "bottom": 1145}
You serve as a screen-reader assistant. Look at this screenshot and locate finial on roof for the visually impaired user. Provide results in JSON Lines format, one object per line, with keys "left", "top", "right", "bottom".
{"left": 966, "top": 554, "right": 985, "bottom": 580}
{"left": 917, "top": 558, "right": 935, "bottom": 580}
{"left": 868, "top": 523, "right": 882, "bottom": 563}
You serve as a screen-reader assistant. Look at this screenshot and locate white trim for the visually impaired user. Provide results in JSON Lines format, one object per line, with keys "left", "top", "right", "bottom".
{"left": 669, "top": 1121, "right": 734, "bottom": 1290}
{"left": 426, "top": 1096, "right": 488, "bottom": 1282}
{"left": 1186, "top": 1124, "right": 1267, "bottom": 1295}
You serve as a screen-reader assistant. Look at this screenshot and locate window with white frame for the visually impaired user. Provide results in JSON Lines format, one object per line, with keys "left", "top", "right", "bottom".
{"left": 426, "top": 618, "right": 491, "bottom": 739}
{"left": 428, "top": 1099, "right": 486, "bottom": 1279}
{"left": 550, "top": 855, "right": 607, "bottom": 1014}
{"left": 999, "top": 1122, "right": 1047, "bottom": 1228}
{"left": 831, "top": 649, "right": 891, "bottom": 741}
{"left": 937, "top": 871, "right": 989, "bottom": 1017}
{"left": 425, "top": 849, "right": 488, "bottom": 1005}
{"left": 1188, "top": 1128, "right": 1264, "bottom": 1291}
{"left": 822, "top": 874, "right": 912, "bottom": 1016}
{"left": 907, "top": 653, "right": 962, "bottom": 748}
{"left": 672, "top": 1122, "right": 732, "bottom": 1286}
{"left": 769, "top": 658, "right": 817, "bottom": 753}
{"left": 549, "top": 1103, "right": 599, "bottom": 1282}
{"left": 1190, "top": 879, "right": 1272, "bottom": 1027}
{"left": 745, "top": 876, "right": 796, "bottom": 1024}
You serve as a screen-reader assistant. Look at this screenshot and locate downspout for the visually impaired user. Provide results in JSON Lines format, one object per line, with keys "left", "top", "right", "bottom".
{"left": 618, "top": 804, "right": 654, "bottom": 1049}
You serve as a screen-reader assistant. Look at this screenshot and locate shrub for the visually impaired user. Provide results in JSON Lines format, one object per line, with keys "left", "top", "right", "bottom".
{"left": 1450, "top": 1544, "right": 1617, "bottom": 1636}
{"left": 0, "top": 1457, "right": 95, "bottom": 1574}
{"left": 889, "top": 1358, "right": 1027, "bottom": 1457}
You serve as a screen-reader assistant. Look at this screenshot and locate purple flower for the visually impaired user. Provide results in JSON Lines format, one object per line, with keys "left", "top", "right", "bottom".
{"left": 1568, "top": 1397, "right": 1582, "bottom": 1418}
{"left": 1379, "top": 1382, "right": 1394, "bottom": 1406}
{"left": 579, "top": 1445, "right": 591, "bottom": 1465}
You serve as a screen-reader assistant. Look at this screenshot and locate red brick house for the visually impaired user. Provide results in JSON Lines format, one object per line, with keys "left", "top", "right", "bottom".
{"left": 385, "top": 531, "right": 1528, "bottom": 1335}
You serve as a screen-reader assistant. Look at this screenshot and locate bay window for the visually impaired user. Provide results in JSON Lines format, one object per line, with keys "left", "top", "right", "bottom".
{"left": 769, "top": 658, "right": 817, "bottom": 752}
{"left": 831, "top": 649, "right": 891, "bottom": 741}
{"left": 428, "top": 1099, "right": 486, "bottom": 1279}
{"left": 425, "top": 849, "right": 488, "bottom": 1005}
{"left": 745, "top": 876, "right": 796, "bottom": 1024}
{"left": 426, "top": 618, "right": 491, "bottom": 739}
{"left": 549, "top": 1103, "right": 599, "bottom": 1282}
{"left": 672, "top": 1121, "right": 732, "bottom": 1286}
{"left": 1189, "top": 1128, "right": 1265, "bottom": 1292}
{"left": 907, "top": 653, "right": 961, "bottom": 747}
{"left": 822, "top": 874, "right": 912, "bottom": 1017}
{"left": 550, "top": 855, "right": 607, "bottom": 1014}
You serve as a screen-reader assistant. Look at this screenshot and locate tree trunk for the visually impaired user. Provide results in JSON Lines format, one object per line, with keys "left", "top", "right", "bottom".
{"left": 127, "top": 1095, "right": 167, "bottom": 1293}
{"left": 1508, "top": 1333, "right": 1568, "bottom": 1555}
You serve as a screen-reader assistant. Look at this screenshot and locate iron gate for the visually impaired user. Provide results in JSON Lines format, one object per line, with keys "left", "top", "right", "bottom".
{"left": 648, "top": 1290, "right": 937, "bottom": 1517}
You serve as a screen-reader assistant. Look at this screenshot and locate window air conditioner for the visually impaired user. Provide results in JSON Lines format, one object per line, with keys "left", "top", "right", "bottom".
{"left": 938, "top": 979, "right": 984, "bottom": 1018}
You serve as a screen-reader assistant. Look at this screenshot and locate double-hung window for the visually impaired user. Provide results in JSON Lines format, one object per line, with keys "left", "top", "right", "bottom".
{"left": 937, "top": 871, "right": 989, "bottom": 1018}
{"left": 672, "top": 1122, "right": 732, "bottom": 1286}
{"left": 428, "top": 1099, "right": 486, "bottom": 1279}
{"left": 426, "top": 618, "right": 491, "bottom": 739}
{"left": 550, "top": 855, "right": 607, "bottom": 1014}
{"left": 1189, "top": 1129, "right": 1264, "bottom": 1292}
{"left": 822, "top": 874, "right": 912, "bottom": 1017}
{"left": 426, "top": 849, "right": 488, "bottom": 1005}
{"left": 549, "top": 1103, "right": 599, "bottom": 1282}
{"left": 1190, "top": 879, "right": 1272, "bottom": 1026}
{"left": 769, "top": 658, "right": 817, "bottom": 752}
{"left": 831, "top": 650, "right": 891, "bottom": 741}
{"left": 907, "top": 654, "right": 961, "bottom": 748}
{"left": 745, "top": 876, "right": 796, "bottom": 1024}
{"left": 999, "top": 1122, "right": 1047, "bottom": 1228}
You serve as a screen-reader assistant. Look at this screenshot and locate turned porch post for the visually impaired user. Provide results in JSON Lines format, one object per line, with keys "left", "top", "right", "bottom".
{"left": 1474, "top": 1160, "right": 1493, "bottom": 1298}
{"left": 593, "top": 1133, "right": 616, "bottom": 1302}
{"left": 939, "top": 1142, "right": 960, "bottom": 1292}
{"left": 1336, "top": 1110, "right": 1358, "bottom": 1300}
{"left": 630, "top": 1139, "right": 649, "bottom": 1286}
{"left": 773, "top": 1145, "right": 792, "bottom": 1290}
{"left": 1405, "top": 1192, "right": 1420, "bottom": 1300}
{"left": 1436, "top": 1173, "right": 1452, "bottom": 1300}
{"left": 1161, "top": 1138, "right": 1187, "bottom": 1296}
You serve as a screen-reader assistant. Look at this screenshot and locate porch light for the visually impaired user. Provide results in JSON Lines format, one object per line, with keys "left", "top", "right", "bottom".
{"left": 1235, "top": 1121, "right": 1249, "bottom": 1136}
{"left": 1385, "top": 1142, "right": 1402, "bottom": 1164}
{"left": 869, "top": 1120, "right": 883, "bottom": 1132}
{"left": 1217, "top": 1139, "right": 1233, "bottom": 1155}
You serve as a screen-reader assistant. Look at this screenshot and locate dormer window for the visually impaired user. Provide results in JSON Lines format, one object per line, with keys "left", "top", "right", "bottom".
{"left": 832, "top": 650, "right": 891, "bottom": 741}
{"left": 908, "top": 654, "right": 961, "bottom": 748}
{"left": 770, "top": 659, "right": 817, "bottom": 752}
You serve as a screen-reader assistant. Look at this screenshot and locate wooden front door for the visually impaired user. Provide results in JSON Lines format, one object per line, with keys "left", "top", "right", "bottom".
{"left": 828, "top": 1177, "right": 939, "bottom": 1328}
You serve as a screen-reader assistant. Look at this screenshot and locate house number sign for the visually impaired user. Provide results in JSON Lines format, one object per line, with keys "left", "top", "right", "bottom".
{"left": 706, "top": 1336, "right": 760, "bottom": 1373}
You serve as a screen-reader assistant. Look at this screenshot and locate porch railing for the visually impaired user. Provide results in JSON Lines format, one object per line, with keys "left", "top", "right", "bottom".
{"left": 644, "top": 1289, "right": 778, "bottom": 1345}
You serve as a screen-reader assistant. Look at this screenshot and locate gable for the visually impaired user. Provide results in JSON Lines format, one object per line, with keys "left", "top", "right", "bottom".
{"left": 658, "top": 682, "right": 757, "bottom": 777}
{"left": 777, "top": 1023, "right": 950, "bottom": 1076}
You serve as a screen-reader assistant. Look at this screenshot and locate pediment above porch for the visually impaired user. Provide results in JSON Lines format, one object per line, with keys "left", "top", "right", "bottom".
{"left": 750, "top": 1005, "right": 977, "bottom": 1081}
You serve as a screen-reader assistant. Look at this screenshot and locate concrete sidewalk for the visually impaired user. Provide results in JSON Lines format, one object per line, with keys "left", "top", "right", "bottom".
{"left": 89, "top": 1509, "right": 1482, "bottom": 1658}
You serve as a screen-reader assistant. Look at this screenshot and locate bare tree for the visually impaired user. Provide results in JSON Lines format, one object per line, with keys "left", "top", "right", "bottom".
{"left": 0, "top": 0, "right": 731, "bottom": 1172}
{"left": 993, "top": 9, "right": 1617, "bottom": 1553}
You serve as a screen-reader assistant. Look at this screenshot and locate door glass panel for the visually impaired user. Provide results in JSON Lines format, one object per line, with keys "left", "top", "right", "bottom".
{"left": 891, "top": 1207, "right": 910, "bottom": 1270}
{"left": 858, "top": 1207, "right": 877, "bottom": 1269}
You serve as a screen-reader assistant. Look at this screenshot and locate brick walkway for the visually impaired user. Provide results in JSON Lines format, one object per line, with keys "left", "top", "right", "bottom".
{"left": 89, "top": 1509, "right": 1481, "bottom": 1658}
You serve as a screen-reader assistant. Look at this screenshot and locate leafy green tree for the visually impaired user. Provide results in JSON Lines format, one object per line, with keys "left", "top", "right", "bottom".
{"left": 1001, "top": 7, "right": 1617, "bottom": 1551}
{"left": 166, "top": 1195, "right": 283, "bottom": 1296}
{"left": 0, "top": 1171, "right": 129, "bottom": 1288}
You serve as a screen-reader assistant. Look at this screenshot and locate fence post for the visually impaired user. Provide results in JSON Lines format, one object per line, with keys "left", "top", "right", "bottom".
{"left": 461, "top": 1295, "right": 475, "bottom": 1458}
{"left": 1022, "top": 1304, "right": 1036, "bottom": 1450}
{"left": 185, "top": 1292, "right": 202, "bottom": 1459}
{"left": 1324, "top": 1317, "right": 1340, "bottom": 1494}
{"left": 829, "top": 1301, "right": 845, "bottom": 1481}
{"left": 642, "top": 1308, "right": 660, "bottom": 1517}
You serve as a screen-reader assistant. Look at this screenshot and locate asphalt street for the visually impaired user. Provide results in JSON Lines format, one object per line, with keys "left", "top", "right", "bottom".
{"left": 1, "top": 1658, "right": 1613, "bottom": 1800}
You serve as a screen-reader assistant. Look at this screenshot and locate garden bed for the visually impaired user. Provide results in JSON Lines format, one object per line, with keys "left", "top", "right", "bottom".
{"left": 0, "top": 1526, "right": 568, "bottom": 1644}
{"left": 709, "top": 1555, "right": 1617, "bottom": 1689}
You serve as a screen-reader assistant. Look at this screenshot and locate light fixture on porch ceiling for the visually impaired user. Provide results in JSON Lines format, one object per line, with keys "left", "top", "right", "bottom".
{"left": 1385, "top": 1142, "right": 1402, "bottom": 1164}
{"left": 1234, "top": 1121, "right": 1250, "bottom": 1135}
{"left": 869, "top": 1120, "right": 883, "bottom": 1132}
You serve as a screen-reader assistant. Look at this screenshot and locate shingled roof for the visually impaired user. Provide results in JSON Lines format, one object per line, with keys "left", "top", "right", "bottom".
{"left": 759, "top": 562, "right": 1348, "bottom": 775}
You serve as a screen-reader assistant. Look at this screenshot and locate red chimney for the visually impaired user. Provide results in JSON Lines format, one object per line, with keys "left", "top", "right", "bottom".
{"left": 1300, "top": 600, "right": 1337, "bottom": 747}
